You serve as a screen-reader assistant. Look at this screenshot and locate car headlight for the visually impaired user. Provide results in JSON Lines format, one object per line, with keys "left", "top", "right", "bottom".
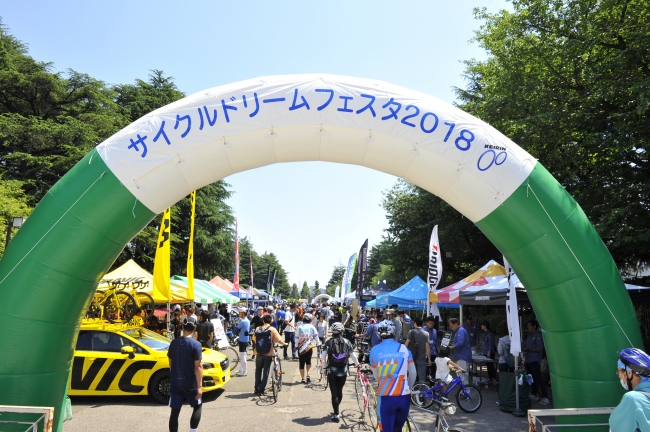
{"left": 202, "top": 362, "right": 214, "bottom": 370}
{"left": 220, "top": 359, "right": 229, "bottom": 371}
{"left": 445, "top": 404, "right": 457, "bottom": 415}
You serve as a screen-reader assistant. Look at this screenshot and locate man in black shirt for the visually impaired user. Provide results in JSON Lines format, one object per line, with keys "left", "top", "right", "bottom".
{"left": 196, "top": 310, "right": 214, "bottom": 348}
{"left": 250, "top": 306, "right": 264, "bottom": 360}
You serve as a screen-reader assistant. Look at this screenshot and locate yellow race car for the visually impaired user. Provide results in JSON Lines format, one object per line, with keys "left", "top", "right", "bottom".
{"left": 68, "top": 323, "right": 230, "bottom": 403}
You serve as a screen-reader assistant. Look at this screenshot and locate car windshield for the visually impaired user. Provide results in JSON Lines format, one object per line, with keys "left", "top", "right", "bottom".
{"left": 122, "top": 328, "right": 170, "bottom": 351}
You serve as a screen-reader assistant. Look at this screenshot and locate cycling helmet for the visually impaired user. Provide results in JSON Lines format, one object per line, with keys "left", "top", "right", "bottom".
{"left": 267, "top": 306, "right": 274, "bottom": 312}
{"left": 238, "top": 307, "right": 248, "bottom": 314}
{"left": 619, "top": 348, "right": 650, "bottom": 377}
{"left": 331, "top": 322, "right": 345, "bottom": 334}
{"left": 303, "top": 313, "right": 313, "bottom": 322}
{"left": 377, "top": 319, "right": 396, "bottom": 337}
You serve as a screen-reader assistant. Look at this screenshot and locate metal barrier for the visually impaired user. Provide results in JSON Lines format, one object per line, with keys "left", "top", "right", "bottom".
{"left": 0, "top": 405, "right": 54, "bottom": 431}
{"left": 528, "top": 407, "right": 614, "bottom": 432}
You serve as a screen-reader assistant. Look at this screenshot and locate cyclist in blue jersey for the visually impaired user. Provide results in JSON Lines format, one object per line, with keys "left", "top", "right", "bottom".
{"left": 369, "top": 320, "right": 416, "bottom": 432}
{"left": 610, "top": 348, "right": 650, "bottom": 432}
{"left": 234, "top": 307, "right": 250, "bottom": 376}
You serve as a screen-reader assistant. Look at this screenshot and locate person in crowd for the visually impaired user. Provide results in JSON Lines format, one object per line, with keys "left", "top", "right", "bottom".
{"left": 398, "top": 310, "right": 413, "bottom": 330}
{"left": 283, "top": 303, "right": 298, "bottom": 360}
{"left": 268, "top": 306, "right": 278, "bottom": 330}
{"left": 250, "top": 306, "right": 265, "bottom": 360}
{"left": 405, "top": 317, "right": 431, "bottom": 382}
{"left": 435, "top": 345, "right": 465, "bottom": 394}
{"left": 462, "top": 313, "right": 478, "bottom": 352}
{"left": 342, "top": 306, "right": 352, "bottom": 328}
{"left": 171, "top": 312, "right": 182, "bottom": 339}
{"left": 295, "top": 313, "right": 321, "bottom": 383}
{"left": 423, "top": 316, "right": 439, "bottom": 379}
{"left": 448, "top": 318, "right": 472, "bottom": 380}
{"left": 252, "top": 314, "right": 287, "bottom": 396}
{"left": 167, "top": 318, "right": 203, "bottom": 432}
{"left": 195, "top": 310, "right": 214, "bottom": 348}
{"left": 609, "top": 348, "right": 650, "bottom": 432}
{"left": 524, "top": 319, "right": 549, "bottom": 405}
{"left": 481, "top": 320, "right": 496, "bottom": 384}
{"left": 333, "top": 307, "right": 342, "bottom": 324}
{"left": 187, "top": 306, "right": 197, "bottom": 322}
{"left": 327, "top": 306, "right": 335, "bottom": 326}
{"left": 369, "top": 319, "right": 416, "bottom": 432}
{"left": 316, "top": 313, "right": 329, "bottom": 344}
{"left": 276, "top": 304, "right": 286, "bottom": 335}
{"left": 496, "top": 322, "right": 513, "bottom": 372}
{"left": 385, "top": 309, "right": 403, "bottom": 343}
{"left": 321, "top": 322, "right": 360, "bottom": 423}
{"left": 233, "top": 307, "right": 250, "bottom": 377}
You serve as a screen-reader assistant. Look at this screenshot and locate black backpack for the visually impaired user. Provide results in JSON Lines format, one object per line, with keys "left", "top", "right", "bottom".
{"left": 255, "top": 326, "right": 272, "bottom": 355}
{"left": 328, "top": 337, "right": 349, "bottom": 367}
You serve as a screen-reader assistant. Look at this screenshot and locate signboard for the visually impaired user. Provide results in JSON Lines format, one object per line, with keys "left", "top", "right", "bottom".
{"left": 441, "top": 331, "right": 452, "bottom": 347}
{"left": 360, "top": 294, "right": 376, "bottom": 302}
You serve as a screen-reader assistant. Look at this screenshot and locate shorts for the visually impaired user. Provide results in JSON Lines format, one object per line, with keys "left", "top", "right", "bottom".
{"left": 169, "top": 390, "right": 202, "bottom": 409}
{"left": 298, "top": 349, "right": 312, "bottom": 369}
{"left": 377, "top": 394, "right": 410, "bottom": 432}
{"left": 239, "top": 341, "right": 248, "bottom": 353}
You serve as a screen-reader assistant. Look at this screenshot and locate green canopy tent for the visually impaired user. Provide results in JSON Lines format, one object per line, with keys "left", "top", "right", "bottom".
{"left": 171, "top": 275, "right": 239, "bottom": 304}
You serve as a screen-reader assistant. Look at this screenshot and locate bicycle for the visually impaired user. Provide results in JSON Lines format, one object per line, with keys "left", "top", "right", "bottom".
{"left": 119, "top": 279, "right": 155, "bottom": 320}
{"left": 269, "top": 344, "right": 283, "bottom": 402}
{"left": 85, "top": 283, "right": 137, "bottom": 324}
{"left": 315, "top": 344, "right": 325, "bottom": 383}
{"left": 354, "top": 365, "right": 378, "bottom": 430}
{"left": 410, "top": 369, "right": 482, "bottom": 413}
{"left": 403, "top": 399, "right": 462, "bottom": 432}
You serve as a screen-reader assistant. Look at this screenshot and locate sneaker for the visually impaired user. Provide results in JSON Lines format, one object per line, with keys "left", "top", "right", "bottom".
{"left": 306, "top": 376, "right": 311, "bottom": 383}
{"left": 251, "top": 355, "right": 256, "bottom": 360}
{"left": 258, "top": 390, "right": 266, "bottom": 396}
{"left": 292, "top": 356, "right": 299, "bottom": 360}
{"left": 539, "top": 398, "right": 550, "bottom": 405}
{"left": 330, "top": 415, "right": 340, "bottom": 423}
{"left": 236, "top": 371, "right": 247, "bottom": 377}
{"left": 284, "top": 356, "right": 290, "bottom": 361}
{"left": 301, "top": 379, "right": 305, "bottom": 384}
{"left": 530, "top": 394, "right": 540, "bottom": 401}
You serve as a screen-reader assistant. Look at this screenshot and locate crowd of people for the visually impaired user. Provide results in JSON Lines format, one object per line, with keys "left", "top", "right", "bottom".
{"left": 161, "top": 301, "right": 649, "bottom": 432}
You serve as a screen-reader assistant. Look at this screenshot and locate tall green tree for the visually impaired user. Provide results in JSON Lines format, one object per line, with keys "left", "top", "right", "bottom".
{"left": 0, "top": 20, "right": 127, "bottom": 204}
{"left": 455, "top": 0, "right": 650, "bottom": 272}
{"left": 314, "top": 280, "right": 320, "bottom": 293}
{"left": 0, "top": 178, "right": 33, "bottom": 256}
{"left": 300, "top": 281, "right": 310, "bottom": 299}
{"left": 381, "top": 180, "right": 500, "bottom": 285}
{"left": 326, "top": 264, "right": 345, "bottom": 296}
{"left": 291, "top": 283, "right": 299, "bottom": 299}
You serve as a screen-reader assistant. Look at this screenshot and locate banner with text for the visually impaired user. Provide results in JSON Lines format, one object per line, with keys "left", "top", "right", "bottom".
{"left": 427, "top": 225, "right": 442, "bottom": 318}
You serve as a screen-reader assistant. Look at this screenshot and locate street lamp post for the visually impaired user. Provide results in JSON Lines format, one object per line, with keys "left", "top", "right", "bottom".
{"left": 5, "top": 217, "right": 25, "bottom": 251}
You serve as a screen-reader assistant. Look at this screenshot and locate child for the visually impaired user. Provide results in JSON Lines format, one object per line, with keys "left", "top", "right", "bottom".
{"left": 435, "top": 346, "right": 465, "bottom": 393}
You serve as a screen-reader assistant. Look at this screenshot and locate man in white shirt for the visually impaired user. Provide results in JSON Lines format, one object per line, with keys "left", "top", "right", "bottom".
{"left": 283, "top": 304, "right": 298, "bottom": 360}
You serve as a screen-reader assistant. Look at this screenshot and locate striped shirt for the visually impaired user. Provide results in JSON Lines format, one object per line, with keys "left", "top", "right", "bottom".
{"left": 369, "top": 339, "right": 414, "bottom": 396}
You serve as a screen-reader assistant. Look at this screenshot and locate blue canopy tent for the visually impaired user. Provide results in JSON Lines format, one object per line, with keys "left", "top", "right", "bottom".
{"left": 365, "top": 275, "right": 459, "bottom": 310}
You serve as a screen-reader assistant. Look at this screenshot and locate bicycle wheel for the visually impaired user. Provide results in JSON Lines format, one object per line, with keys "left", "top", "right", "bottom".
{"left": 274, "top": 357, "right": 283, "bottom": 393}
{"left": 316, "top": 358, "right": 323, "bottom": 382}
{"left": 134, "top": 291, "right": 155, "bottom": 319}
{"left": 355, "top": 374, "right": 366, "bottom": 414}
{"left": 104, "top": 290, "right": 136, "bottom": 323}
{"left": 270, "top": 363, "right": 277, "bottom": 402}
{"left": 402, "top": 415, "right": 412, "bottom": 432}
{"left": 456, "top": 384, "right": 482, "bottom": 413}
{"left": 220, "top": 346, "right": 239, "bottom": 374}
{"left": 366, "top": 384, "right": 378, "bottom": 430}
{"left": 411, "top": 381, "right": 434, "bottom": 409}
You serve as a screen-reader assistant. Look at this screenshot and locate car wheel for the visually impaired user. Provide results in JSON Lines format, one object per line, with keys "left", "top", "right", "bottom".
{"left": 149, "top": 370, "right": 171, "bottom": 404}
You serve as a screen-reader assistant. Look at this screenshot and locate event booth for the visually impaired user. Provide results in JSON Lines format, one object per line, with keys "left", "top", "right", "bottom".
{"left": 170, "top": 275, "right": 239, "bottom": 304}
{"left": 366, "top": 275, "right": 458, "bottom": 310}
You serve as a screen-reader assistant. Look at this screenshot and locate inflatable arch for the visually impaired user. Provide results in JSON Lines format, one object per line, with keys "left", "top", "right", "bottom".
{"left": 0, "top": 75, "right": 641, "bottom": 430}
{"left": 312, "top": 293, "right": 333, "bottom": 303}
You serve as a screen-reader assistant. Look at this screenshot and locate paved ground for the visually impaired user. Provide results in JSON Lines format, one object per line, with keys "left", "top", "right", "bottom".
{"left": 64, "top": 349, "right": 548, "bottom": 431}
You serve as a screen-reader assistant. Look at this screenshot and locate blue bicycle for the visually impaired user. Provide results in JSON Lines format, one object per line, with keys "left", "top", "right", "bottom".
{"left": 410, "top": 370, "right": 482, "bottom": 413}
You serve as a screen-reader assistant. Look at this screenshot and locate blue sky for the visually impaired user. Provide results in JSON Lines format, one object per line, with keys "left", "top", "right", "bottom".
{"left": 1, "top": 0, "right": 511, "bottom": 289}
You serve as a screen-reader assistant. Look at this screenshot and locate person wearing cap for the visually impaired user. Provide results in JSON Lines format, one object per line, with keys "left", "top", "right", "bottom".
{"left": 167, "top": 318, "right": 203, "bottom": 432}
{"left": 233, "top": 308, "right": 250, "bottom": 376}
{"left": 610, "top": 347, "right": 650, "bottom": 432}
{"left": 386, "top": 309, "right": 403, "bottom": 343}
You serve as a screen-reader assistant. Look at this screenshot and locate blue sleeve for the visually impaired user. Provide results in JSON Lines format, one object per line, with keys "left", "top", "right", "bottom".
{"left": 534, "top": 334, "right": 544, "bottom": 351}
{"left": 454, "top": 330, "right": 467, "bottom": 349}
{"left": 194, "top": 342, "right": 202, "bottom": 361}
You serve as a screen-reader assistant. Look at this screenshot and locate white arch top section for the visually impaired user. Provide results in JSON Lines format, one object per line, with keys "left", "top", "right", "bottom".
{"left": 97, "top": 74, "right": 536, "bottom": 222}
{"left": 312, "top": 294, "right": 332, "bottom": 302}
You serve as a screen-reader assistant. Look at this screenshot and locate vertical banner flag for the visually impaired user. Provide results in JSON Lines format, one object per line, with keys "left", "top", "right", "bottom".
{"left": 187, "top": 191, "right": 196, "bottom": 303}
{"left": 266, "top": 266, "right": 271, "bottom": 292}
{"left": 271, "top": 269, "right": 277, "bottom": 297}
{"left": 233, "top": 218, "right": 240, "bottom": 295}
{"left": 504, "top": 256, "right": 521, "bottom": 355}
{"left": 334, "top": 285, "right": 341, "bottom": 301}
{"left": 342, "top": 253, "right": 358, "bottom": 299}
{"left": 427, "top": 225, "right": 442, "bottom": 318}
{"left": 356, "top": 239, "right": 368, "bottom": 301}
{"left": 152, "top": 208, "right": 171, "bottom": 302}
{"left": 249, "top": 250, "right": 254, "bottom": 295}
